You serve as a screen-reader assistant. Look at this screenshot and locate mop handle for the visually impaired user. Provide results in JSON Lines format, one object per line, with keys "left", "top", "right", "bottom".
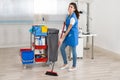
{"left": 60, "top": 22, "right": 65, "bottom": 38}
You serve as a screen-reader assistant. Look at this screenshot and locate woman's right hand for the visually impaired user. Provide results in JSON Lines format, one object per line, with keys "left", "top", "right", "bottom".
{"left": 58, "top": 38, "right": 63, "bottom": 46}
{"left": 59, "top": 36, "right": 66, "bottom": 47}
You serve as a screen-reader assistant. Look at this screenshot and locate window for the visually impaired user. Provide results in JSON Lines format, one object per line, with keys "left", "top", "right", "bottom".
{"left": 34, "top": 0, "right": 57, "bottom": 14}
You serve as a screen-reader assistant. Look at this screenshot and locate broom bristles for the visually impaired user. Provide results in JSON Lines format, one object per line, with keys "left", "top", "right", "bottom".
{"left": 45, "top": 71, "right": 58, "bottom": 76}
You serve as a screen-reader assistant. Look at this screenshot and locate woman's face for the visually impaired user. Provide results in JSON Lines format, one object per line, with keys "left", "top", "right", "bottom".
{"left": 68, "top": 4, "right": 75, "bottom": 14}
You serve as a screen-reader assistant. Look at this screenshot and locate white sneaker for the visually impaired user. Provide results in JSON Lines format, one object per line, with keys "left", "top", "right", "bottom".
{"left": 68, "top": 67, "right": 77, "bottom": 71}
{"left": 60, "top": 64, "right": 69, "bottom": 70}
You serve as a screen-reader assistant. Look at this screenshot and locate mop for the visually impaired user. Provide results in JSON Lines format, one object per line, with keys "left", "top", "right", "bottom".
{"left": 45, "top": 23, "right": 65, "bottom": 76}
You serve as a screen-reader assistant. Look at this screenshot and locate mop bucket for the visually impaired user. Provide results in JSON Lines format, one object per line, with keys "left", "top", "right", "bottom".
{"left": 20, "top": 49, "right": 34, "bottom": 64}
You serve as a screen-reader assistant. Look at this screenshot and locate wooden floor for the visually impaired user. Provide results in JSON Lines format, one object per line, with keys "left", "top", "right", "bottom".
{"left": 0, "top": 46, "right": 120, "bottom": 80}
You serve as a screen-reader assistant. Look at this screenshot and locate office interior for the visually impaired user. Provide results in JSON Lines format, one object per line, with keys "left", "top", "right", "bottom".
{"left": 0, "top": 0, "right": 120, "bottom": 80}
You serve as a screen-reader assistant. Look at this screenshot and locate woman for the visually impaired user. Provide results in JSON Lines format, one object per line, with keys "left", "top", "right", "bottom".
{"left": 59, "top": 2, "right": 80, "bottom": 71}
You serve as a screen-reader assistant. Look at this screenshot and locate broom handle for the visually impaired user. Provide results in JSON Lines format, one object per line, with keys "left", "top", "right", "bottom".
{"left": 60, "top": 22, "right": 65, "bottom": 38}
{"left": 51, "top": 62, "right": 55, "bottom": 72}
{"left": 58, "top": 22, "right": 65, "bottom": 47}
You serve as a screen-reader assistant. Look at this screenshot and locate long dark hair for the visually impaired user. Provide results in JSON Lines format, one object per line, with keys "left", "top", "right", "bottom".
{"left": 70, "top": 2, "right": 80, "bottom": 19}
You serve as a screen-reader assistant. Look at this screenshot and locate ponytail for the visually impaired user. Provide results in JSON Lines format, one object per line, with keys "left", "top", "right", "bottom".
{"left": 75, "top": 9, "right": 80, "bottom": 19}
{"left": 70, "top": 2, "right": 80, "bottom": 19}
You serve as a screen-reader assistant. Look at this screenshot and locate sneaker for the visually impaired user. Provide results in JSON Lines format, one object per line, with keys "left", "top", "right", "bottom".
{"left": 60, "top": 64, "right": 69, "bottom": 70}
{"left": 68, "top": 67, "right": 77, "bottom": 71}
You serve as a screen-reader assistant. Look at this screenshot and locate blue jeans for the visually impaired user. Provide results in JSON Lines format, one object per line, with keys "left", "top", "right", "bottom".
{"left": 60, "top": 42, "right": 77, "bottom": 67}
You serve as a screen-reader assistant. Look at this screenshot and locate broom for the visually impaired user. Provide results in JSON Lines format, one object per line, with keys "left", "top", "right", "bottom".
{"left": 45, "top": 62, "right": 58, "bottom": 76}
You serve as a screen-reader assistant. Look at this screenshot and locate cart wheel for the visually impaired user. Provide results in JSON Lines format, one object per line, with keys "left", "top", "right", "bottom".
{"left": 46, "top": 61, "right": 52, "bottom": 66}
{"left": 77, "top": 57, "right": 83, "bottom": 59}
{"left": 22, "top": 64, "right": 27, "bottom": 69}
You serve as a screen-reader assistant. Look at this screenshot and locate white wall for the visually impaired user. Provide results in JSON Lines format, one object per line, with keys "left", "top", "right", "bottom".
{"left": 0, "top": 0, "right": 33, "bottom": 20}
{"left": 91, "top": 0, "right": 120, "bottom": 54}
{"left": 34, "top": 0, "right": 57, "bottom": 14}
{"left": 0, "top": 0, "right": 34, "bottom": 48}
{"left": 34, "top": 0, "right": 75, "bottom": 22}
{"left": 0, "top": 24, "right": 32, "bottom": 47}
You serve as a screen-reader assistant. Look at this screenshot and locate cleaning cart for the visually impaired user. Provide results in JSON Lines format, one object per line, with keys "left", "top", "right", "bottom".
{"left": 20, "top": 25, "right": 59, "bottom": 76}
{"left": 31, "top": 26, "right": 59, "bottom": 76}
{"left": 31, "top": 25, "right": 48, "bottom": 63}
{"left": 20, "top": 25, "right": 48, "bottom": 68}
